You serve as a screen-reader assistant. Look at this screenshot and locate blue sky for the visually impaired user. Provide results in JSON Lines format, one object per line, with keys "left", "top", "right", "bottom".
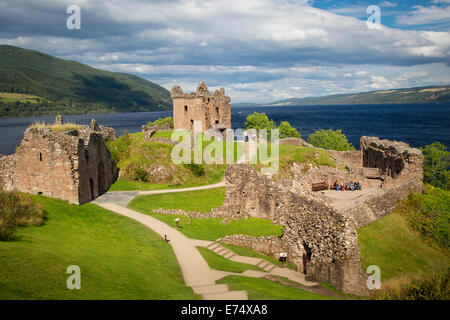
{"left": 0, "top": 0, "right": 449, "bottom": 103}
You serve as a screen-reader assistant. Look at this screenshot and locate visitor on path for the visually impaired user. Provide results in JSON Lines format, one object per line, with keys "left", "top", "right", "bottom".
{"left": 349, "top": 181, "right": 355, "bottom": 191}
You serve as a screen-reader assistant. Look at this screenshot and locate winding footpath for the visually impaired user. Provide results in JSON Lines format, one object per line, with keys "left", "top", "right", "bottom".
{"left": 93, "top": 144, "right": 322, "bottom": 300}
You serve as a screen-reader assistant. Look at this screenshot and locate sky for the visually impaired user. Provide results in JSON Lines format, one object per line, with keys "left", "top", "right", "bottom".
{"left": 0, "top": 0, "right": 449, "bottom": 103}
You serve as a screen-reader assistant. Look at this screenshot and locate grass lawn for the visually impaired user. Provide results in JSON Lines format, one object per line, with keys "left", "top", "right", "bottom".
{"left": 197, "top": 247, "right": 264, "bottom": 273}
{"left": 0, "top": 195, "right": 200, "bottom": 300}
{"left": 129, "top": 187, "right": 226, "bottom": 213}
{"left": 128, "top": 188, "right": 284, "bottom": 241}
{"left": 219, "top": 243, "right": 296, "bottom": 270}
{"left": 152, "top": 130, "right": 174, "bottom": 140}
{"left": 217, "top": 276, "right": 337, "bottom": 300}
{"left": 358, "top": 212, "right": 449, "bottom": 281}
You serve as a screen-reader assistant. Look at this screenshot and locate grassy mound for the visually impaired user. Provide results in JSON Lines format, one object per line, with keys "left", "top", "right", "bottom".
{"left": 358, "top": 212, "right": 449, "bottom": 281}
{"left": 107, "top": 132, "right": 226, "bottom": 189}
{"left": 0, "top": 195, "right": 199, "bottom": 299}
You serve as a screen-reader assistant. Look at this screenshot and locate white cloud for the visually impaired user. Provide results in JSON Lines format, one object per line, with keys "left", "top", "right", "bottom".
{"left": 379, "top": 1, "right": 397, "bottom": 8}
{"left": 396, "top": 5, "right": 450, "bottom": 26}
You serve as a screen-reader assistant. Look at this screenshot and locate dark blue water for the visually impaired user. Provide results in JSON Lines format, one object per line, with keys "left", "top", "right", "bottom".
{"left": 0, "top": 104, "right": 449, "bottom": 155}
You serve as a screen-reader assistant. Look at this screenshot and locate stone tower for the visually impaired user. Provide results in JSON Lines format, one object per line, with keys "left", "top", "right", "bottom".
{"left": 171, "top": 81, "right": 231, "bottom": 132}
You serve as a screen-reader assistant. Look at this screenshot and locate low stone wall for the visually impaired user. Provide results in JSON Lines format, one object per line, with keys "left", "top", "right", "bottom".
{"left": 327, "top": 150, "right": 363, "bottom": 168}
{"left": 153, "top": 208, "right": 214, "bottom": 219}
{"left": 344, "top": 174, "right": 422, "bottom": 228}
{"left": 279, "top": 138, "right": 314, "bottom": 148}
{"left": 217, "top": 235, "right": 291, "bottom": 262}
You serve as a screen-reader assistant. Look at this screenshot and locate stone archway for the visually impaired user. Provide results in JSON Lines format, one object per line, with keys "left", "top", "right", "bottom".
{"left": 98, "top": 162, "right": 105, "bottom": 196}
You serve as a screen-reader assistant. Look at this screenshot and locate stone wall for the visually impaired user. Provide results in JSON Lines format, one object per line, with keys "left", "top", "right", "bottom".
{"left": 279, "top": 137, "right": 314, "bottom": 148}
{"left": 217, "top": 235, "right": 290, "bottom": 261}
{"left": 327, "top": 150, "right": 363, "bottom": 168}
{"left": 0, "top": 122, "right": 118, "bottom": 204}
{"left": 171, "top": 81, "right": 231, "bottom": 132}
{"left": 360, "top": 136, "right": 423, "bottom": 179}
{"left": 212, "top": 164, "right": 368, "bottom": 295}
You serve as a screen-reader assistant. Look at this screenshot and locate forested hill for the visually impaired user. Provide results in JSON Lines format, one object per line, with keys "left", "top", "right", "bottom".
{"left": 0, "top": 45, "right": 172, "bottom": 117}
{"left": 268, "top": 85, "right": 450, "bottom": 106}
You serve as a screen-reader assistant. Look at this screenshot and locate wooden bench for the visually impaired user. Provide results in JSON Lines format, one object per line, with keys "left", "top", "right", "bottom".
{"left": 312, "top": 181, "right": 328, "bottom": 191}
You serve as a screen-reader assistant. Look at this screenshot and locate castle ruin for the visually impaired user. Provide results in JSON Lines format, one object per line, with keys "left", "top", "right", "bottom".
{"left": 0, "top": 118, "right": 118, "bottom": 205}
{"left": 208, "top": 136, "right": 423, "bottom": 295}
{"left": 171, "top": 81, "right": 231, "bottom": 132}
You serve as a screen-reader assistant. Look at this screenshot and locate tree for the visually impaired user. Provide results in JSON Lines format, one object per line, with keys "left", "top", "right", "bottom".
{"left": 278, "top": 121, "right": 301, "bottom": 139}
{"left": 307, "top": 129, "right": 355, "bottom": 151}
{"left": 244, "top": 112, "right": 276, "bottom": 131}
{"left": 420, "top": 142, "right": 450, "bottom": 190}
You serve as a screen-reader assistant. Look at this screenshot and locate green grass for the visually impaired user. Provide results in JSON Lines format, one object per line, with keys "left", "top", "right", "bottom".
{"left": 107, "top": 132, "right": 226, "bottom": 189}
{"left": 219, "top": 243, "right": 296, "bottom": 270}
{"left": 152, "top": 130, "right": 174, "bottom": 140}
{"left": 0, "top": 195, "right": 200, "bottom": 300}
{"left": 358, "top": 212, "right": 449, "bottom": 281}
{"left": 217, "top": 276, "right": 337, "bottom": 300}
{"left": 128, "top": 188, "right": 284, "bottom": 241}
{"left": 197, "top": 247, "right": 264, "bottom": 273}
{"left": 129, "top": 187, "right": 226, "bottom": 213}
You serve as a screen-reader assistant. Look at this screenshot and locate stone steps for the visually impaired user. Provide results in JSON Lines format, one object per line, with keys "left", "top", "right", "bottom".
{"left": 202, "top": 290, "right": 248, "bottom": 300}
{"left": 192, "top": 284, "right": 229, "bottom": 295}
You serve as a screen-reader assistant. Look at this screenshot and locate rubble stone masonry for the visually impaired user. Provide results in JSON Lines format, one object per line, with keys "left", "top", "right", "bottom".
{"left": 0, "top": 121, "right": 118, "bottom": 204}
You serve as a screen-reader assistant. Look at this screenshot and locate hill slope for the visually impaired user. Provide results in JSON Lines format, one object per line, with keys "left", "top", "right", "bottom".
{"left": 269, "top": 85, "right": 450, "bottom": 106}
{"left": 0, "top": 45, "right": 171, "bottom": 117}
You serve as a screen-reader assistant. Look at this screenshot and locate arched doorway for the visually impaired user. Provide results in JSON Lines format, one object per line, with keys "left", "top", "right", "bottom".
{"left": 98, "top": 162, "right": 105, "bottom": 196}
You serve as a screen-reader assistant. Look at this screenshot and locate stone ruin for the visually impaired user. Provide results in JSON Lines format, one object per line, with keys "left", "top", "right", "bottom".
{"left": 210, "top": 136, "right": 423, "bottom": 295}
{"left": 171, "top": 81, "right": 231, "bottom": 132}
{"left": 0, "top": 117, "right": 118, "bottom": 204}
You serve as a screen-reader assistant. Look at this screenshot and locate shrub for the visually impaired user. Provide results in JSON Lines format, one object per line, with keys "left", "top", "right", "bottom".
{"left": 134, "top": 168, "right": 149, "bottom": 182}
{"left": 183, "top": 163, "right": 206, "bottom": 177}
{"left": 372, "top": 268, "right": 449, "bottom": 300}
{"left": 307, "top": 129, "right": 355, "bottom": 151}
{"left": 420, "top": 142, "right": 450, "bottom": 190}
{"left": 278, "top": 121, "right": 301, "bottom": 139}
{"left": 0, "top": 190, "right": 44, "bottom": 240}
{"left": 147, "top": 117, "right": 174, "bottom": 129}
{"left": 394, "top": 184, "right": 449, "bottom": 249}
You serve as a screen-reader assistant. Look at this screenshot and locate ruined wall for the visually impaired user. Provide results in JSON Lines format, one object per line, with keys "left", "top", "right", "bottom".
{"left": 327, "top": 150, "right": 363, "bottom": 168}
{"left": 361, "top": 136, "right": 423, "bottom": 179}
{"left": 212, "top": 164, "right": 368, "bottom": 295}
{"left": 171, "top": 81, "right": 231, "bottom": 132}
{"left": 0, "top": 124, "right": 117, "bottom": 204}
{"left": 279, "top": 138, "right": 314, "bottom": 148}
{"left": 217, "top": 235, "right": 290, "bottom": 261}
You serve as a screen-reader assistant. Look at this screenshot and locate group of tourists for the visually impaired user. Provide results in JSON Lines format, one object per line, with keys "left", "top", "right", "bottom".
{"left": 333, "top": 180, "right": 361, "bottom": 191}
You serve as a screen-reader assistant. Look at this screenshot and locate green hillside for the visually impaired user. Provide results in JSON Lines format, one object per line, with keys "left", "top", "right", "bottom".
{"left": 269, "top": 85, "right": 450, "bottom": 106}
{"left": 0, "top": 45, "right": 171, "bottom": 117}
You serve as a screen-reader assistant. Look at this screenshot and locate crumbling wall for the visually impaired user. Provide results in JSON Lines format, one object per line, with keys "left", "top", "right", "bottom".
{"left": 327, "top": 150, "right": 363, "bottom": 168}
{"left": 213, "top": 164, "right": 368, "bottom": 295}
{"left": 0, "top": 123, "right": 118, "bottom": 204}
{"left": 171, "top": 81, "right": 231, "bottom": 132}
{"left": 360, "top": 136, "right": 423, "bottom": 179}
{"left": 217, "top": 235, "right": 290, "bottom": 261}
